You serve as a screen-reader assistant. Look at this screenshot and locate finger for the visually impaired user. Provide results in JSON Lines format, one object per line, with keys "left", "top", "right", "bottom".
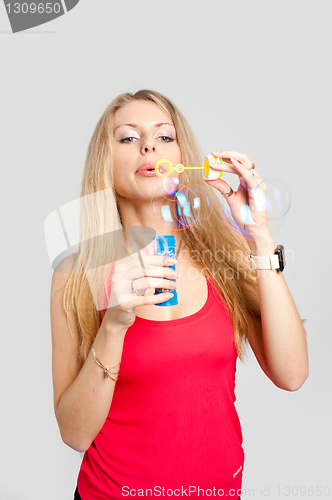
{"left": 145, "top": 254, "right": 178, "bottom": 267}
{"left": 118, "top": 291, "right": 175, "bottom": 311}
{"left": 133, "top": 276, "right": 178, "bottom": 292}
{"left": 124, "top": 253, "right": 176, "bottom": 269}
{"left": 231, "top": 158, "right": 263, "bottom": 184}
{"left": 207, "top": 160, "right": 238, "bottom": 174}
{"left": 204, "top": 179, "right": 236, "bottom": 199}
{"left": 212, "top": 150, "right": 261, "bottom": 180}
{"left": 212, "top": 150, "right": 252, "bottom": 168}
{"left": 137, "top": 262, "right": 177, "bottom": 277}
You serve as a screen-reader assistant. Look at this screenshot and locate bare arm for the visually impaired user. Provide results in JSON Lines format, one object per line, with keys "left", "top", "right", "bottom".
{"left": 56, "top": 328, "right": 126, "bottom": 452}
{"left": 51, "top": 253, "right": 176, "bottom": 452}
{"left": 246, "top": 237, "right": 309, "bottom": 391}
{"left": 51, "top": 267, "right": 127, "bottom": 452}
{"left": 204, "top": 149, "right": 308, "bottom": 391}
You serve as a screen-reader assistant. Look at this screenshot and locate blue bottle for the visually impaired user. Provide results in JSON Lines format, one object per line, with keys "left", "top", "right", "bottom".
{"left": 154, "top": 235, "right": 178, "bottom": 307}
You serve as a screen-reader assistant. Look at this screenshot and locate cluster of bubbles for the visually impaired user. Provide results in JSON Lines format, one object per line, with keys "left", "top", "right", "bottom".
{"left": 44, "top": 162, "right": 292, "bottom": 275}
{"left": 150, "top": 179, "right": 212, "bottom": 229}
{"left": 222, "top": 176, "right": 292, "bottom": 239}
{"left": 149, "top": 161, "right": 292, "bottom": 239}
{"left": 149, "top": 160, "right": 212, "bottom": 230}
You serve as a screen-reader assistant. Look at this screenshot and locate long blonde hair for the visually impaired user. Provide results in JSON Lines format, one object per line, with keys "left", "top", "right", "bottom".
{"left": 61, "top": 89, "right": 261, "bottom": 365}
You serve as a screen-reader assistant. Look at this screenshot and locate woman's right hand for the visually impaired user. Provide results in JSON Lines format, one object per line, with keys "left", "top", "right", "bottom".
{"left": 103, "top": 252, "right": 178, "bottom": 332}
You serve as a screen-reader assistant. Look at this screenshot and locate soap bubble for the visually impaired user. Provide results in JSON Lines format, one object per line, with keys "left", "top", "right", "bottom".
{"left": 150, "top": 178, "right": 213, "bottom": 229}
{"left": 222, "top": 201, "right": 254, "bottom": 239}
{"left": 256, "top": 178, "right": 291, "bottom": 220}
{"left": 221, "top": 175, "right": 291, "bottom": 239}
{"left": 145, "top": 163, "right": 217, "bottom": 229}
{"left": 163, "top": 175, "right": 179, "bottom": 197}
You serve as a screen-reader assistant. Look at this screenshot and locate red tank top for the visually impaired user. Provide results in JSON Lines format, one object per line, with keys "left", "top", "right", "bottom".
{"left": 77, "top": 277, "right": 244, "bottom": 499}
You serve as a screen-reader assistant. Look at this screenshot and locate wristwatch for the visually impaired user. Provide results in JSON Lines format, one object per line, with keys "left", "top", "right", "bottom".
{"left": 249, "top": 244, "right": 285, "bottom": 273}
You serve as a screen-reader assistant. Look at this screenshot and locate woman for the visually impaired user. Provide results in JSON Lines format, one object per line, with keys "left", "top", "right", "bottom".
{"left": 50, "top": 89, "right": 308, "bottom": 500}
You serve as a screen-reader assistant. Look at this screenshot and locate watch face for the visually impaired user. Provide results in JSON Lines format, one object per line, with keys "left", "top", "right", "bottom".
{"left": 276, "top": 244, "right": 285, "bottom": 272}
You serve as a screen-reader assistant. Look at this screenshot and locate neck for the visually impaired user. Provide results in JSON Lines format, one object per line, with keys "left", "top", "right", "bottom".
{"left": 116, "top": 194, "right": 184, "bottom": 251}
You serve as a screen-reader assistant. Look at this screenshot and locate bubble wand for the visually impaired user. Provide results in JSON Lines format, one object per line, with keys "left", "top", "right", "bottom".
{"left": 155, "top": 155, "right": 232, "bottom": 180}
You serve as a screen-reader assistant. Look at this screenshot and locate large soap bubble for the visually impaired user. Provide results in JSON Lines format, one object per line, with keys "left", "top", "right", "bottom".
{"left": 221, "top": 176, "right": 292, "bottom": 239}
{"left": 150, "top": 174, "right": 213, "bottom": 229}
{"left": 256, "top": 178, "right": 291, "bottom": 219}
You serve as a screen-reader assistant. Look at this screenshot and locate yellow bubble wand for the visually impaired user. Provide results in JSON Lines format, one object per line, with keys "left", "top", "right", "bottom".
{"left": 155, "top": 156, "right": 225, "bottom": 180}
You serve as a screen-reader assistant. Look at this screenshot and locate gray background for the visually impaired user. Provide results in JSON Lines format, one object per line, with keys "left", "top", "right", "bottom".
{"left": 1, "top": 1, "right": 331, "bottom": 499}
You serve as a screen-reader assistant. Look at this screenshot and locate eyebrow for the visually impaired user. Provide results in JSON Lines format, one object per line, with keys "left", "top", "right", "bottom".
{"left": 114, "top": 122, "right": 175, "bottom": 131}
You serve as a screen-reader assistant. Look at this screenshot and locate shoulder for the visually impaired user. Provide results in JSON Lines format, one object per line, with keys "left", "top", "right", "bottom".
{"left": 53, "top": 252, "right": 78, "bottom": 276}
{"left": 51, "top": 253, "right": 78, "bottom": 300}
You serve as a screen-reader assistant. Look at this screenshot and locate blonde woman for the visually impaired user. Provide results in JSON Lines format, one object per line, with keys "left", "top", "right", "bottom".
{"left": 50, "top": 90, "right": 308, "bottom": 500}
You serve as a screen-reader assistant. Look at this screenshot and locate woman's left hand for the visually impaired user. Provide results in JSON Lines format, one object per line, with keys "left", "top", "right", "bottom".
{"left": 204, "top": 150, "right": 273, "bottom": 247}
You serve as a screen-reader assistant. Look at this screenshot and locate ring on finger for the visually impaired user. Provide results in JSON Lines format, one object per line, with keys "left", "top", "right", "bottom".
{"left": 249, "top": 163, "right": 256, "bottom": 176}
{"left": 223, "top": 187, "right": 234, "bottom": 198}
{"left": 131, "top": 281, "right": 139, "bottom": 295}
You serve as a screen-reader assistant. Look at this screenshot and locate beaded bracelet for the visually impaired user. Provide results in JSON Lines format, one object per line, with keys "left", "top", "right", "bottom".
{"left": 91, "top": 347, "right": 120, "bottom": 382}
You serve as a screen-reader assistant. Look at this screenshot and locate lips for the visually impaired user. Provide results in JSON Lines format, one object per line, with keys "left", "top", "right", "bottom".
{"left": 136, "top": 162, "right": 157, "bottom": 176}
{"left": 136, "top": 162, "right": 156, "bottom": 172}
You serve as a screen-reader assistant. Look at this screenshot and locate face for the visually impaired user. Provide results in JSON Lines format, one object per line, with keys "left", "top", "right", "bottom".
{"left": 112, "top": 100, "right": 182, "bottom": 200}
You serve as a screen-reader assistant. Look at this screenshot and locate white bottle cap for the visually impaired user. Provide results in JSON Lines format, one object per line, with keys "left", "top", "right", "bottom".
{"left": 203, "top": 155, "right": 224, "bottom": 180}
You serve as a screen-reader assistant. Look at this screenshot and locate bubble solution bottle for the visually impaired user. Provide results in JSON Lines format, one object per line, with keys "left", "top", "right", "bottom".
{"left": 153, "top": 235, "right": 178, "bottom": 307}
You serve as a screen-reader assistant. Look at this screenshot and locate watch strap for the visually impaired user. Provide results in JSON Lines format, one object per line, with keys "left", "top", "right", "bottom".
{"left": 249, "top": 253, "right": 280, "bottom": 270}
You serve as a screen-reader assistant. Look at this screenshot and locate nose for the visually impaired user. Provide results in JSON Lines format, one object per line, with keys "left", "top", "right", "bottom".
{"left": 141, "top": 139, "right": 156, "bottom": 154}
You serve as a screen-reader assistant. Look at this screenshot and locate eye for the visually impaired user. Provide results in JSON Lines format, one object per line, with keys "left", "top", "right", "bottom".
{"left": 119, "top": 137, "right": 137, "bottom": 143}
{"left": 158, "top": 136, "right": 175, "bottom": 142}
{"left": 118, "top": 135, "right": 176, "bottom": 144}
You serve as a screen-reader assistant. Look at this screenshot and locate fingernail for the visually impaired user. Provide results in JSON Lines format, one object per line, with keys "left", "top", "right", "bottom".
{"left": 165, "top": 257, "right": 176, "bottom": 265}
